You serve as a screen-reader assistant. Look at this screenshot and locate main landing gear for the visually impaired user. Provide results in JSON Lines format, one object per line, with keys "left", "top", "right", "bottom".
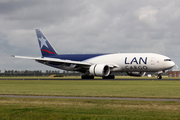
{"left": 157, "top": 74, "right": 162, "bottom": 79}
{"left": 81, "top": 75, "right": 94, "bottom": 79}
{"left": 81, "top": 75, "right": 115, "bottom": 79}
{"left": 102, "top": 75, "right": 115, "bottom": 79}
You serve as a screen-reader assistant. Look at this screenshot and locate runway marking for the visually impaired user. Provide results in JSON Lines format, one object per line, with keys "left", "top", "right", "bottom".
{"left": 0, "top": 95, "right": 180, "bottom": 102}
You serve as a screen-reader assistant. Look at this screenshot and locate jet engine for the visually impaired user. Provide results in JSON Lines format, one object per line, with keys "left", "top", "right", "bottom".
{"left": 89, "top": 64, "right": 110, "bottom": 76}
{"left": 126, "top": 72, "right": 146, "bottom": 77}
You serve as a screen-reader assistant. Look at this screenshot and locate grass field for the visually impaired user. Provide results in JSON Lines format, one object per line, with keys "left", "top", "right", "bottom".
{"left": 0, "top": 77, "right": 180, "bottom": 119}
{"left": 0, "top": 79, "right": 180, "bottom": 98}
{"left": 0, "top": 97, "right": 180, "bottom": 120}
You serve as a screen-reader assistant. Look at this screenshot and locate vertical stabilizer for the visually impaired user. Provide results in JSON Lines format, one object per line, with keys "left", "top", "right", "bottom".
{"left": 35, "top": 29, "right": 57, "bottom": 57}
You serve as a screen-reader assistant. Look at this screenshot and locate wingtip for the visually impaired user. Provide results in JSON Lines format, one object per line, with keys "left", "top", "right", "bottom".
{"left": 11, "top": 55, "right": 15, "bottom": 57}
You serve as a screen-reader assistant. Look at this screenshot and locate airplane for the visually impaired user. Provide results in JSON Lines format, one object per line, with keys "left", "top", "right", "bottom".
{"left": 12, "top": 29, "right": 175, "bottom": 79}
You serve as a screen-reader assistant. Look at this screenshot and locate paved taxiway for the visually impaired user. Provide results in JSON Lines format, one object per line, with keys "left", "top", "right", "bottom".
{"left": 0, "top": 95, "right": 180, "bottom": 102}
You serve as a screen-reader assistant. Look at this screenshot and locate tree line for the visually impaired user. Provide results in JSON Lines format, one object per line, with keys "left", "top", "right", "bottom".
{"left": 0, "top": 70, "right": 81, "bottom": 76}
{"left": 0, "top": 70, "right": 149, "bottom": 77}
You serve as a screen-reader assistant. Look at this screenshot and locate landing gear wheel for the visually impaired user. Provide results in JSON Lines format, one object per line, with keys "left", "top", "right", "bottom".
{"left": 157, "top": 74, "right": 162, "bottom": 79}
{"left": 102, "top": 75, "right": 115, "bottom": 79}
{"left": 81, "top": 75, "right": 94, "bottom": 79}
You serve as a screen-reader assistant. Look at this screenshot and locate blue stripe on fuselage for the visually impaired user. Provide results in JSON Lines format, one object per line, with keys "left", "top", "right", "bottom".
{"left": 48, "top": 54, "right": 108, "bottom": 61}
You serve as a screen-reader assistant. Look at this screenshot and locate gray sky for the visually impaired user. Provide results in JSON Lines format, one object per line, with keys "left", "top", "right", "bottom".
{"left": 0, "top": 0, "right": 180, "bottom": 72}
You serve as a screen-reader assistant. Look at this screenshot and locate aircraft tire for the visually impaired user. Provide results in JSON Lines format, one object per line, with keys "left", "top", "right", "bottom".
{"left": 157, "top": 75, "right": 162, "bottom": 79}
{"left": 102, "top": 75, "right": 115, "bottom": 79}
{"left": 81, "top": 75, "right": 94, "bottom": 79}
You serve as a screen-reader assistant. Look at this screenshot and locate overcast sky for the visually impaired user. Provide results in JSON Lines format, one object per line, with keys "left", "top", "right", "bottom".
{"left": 0, "top": 0, "right": 180, "bottom": 72}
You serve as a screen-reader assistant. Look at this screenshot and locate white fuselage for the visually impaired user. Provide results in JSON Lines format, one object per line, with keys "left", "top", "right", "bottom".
{"left": 83, "top": 53, "right": 175, "bottom": 72}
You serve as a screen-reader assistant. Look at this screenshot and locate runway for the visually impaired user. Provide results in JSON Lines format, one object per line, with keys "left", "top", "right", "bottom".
{"left": 0, "top": 78, "right": 180, "bottom": 80}
{"left": 0, "top": 95, "right": 180, "bottom": 102}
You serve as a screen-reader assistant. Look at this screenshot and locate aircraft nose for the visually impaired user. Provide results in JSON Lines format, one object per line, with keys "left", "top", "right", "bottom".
{"left": 168, "top": 61, "right": 175, "bottom": 68}
{"left": 171, "top": 61, "right": 175, "bottom": 67}
{"left": 164, "top": 61, "right": 175, "bottom": 69}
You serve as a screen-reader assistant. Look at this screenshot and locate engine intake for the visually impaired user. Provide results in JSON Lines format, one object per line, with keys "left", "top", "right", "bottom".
{"left": 126, "top": 72, "right": 146, "bottom": 77}
{"left": 89, "top": 64, "right": 110, "bottom": 76}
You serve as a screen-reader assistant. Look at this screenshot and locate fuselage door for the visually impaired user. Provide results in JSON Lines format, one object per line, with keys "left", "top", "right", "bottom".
{"left": 150, "top": 57, "right": 155, "bottom": 65}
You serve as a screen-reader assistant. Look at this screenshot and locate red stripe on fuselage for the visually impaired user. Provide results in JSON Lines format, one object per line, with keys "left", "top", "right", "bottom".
{"left": 41, "top": 49, "right": 55, "bottom": 54}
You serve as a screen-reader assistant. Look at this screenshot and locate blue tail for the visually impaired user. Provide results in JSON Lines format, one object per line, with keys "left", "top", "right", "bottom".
{"left": 35, "top": 29, "right": 57, "bottom": 57}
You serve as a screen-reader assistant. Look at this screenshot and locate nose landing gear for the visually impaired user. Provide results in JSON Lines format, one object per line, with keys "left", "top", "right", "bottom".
{"left": 157, "top": 74, "right": 162, "bottom": 79}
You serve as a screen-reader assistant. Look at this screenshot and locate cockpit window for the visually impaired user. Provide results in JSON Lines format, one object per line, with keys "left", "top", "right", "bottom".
{"left": 164, "top": 59, "right": 171, "bottom": 61}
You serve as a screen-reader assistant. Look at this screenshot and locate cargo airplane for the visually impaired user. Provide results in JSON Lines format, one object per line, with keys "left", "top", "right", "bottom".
{"left": 13, "top": 29, "right": 175, "bottom": 79}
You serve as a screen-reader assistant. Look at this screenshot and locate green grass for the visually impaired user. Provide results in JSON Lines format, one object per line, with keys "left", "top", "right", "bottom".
{"left": 0, "top": 97, "right": 180, "bottom": 120}
{"left": 0, "top": 80, "right": 180, "bottom": 98}
{"left": 0, "top": 78, "right": 180, "bottom": 119}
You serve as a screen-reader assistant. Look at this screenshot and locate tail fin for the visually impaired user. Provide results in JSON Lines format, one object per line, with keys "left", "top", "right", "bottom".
{"left": 35, "top": 29, "right": 57, "bottom": 57}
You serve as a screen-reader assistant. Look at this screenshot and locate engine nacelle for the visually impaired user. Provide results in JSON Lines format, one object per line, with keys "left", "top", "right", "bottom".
{"left": 89, "top": 64, "right": 110, "bottom": 76}
{"left": 126, "top": 72, "right": 146, "bottom": 77}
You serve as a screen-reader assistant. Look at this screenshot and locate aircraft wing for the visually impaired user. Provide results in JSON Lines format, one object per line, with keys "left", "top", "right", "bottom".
{"left": 12, "top": 55, "right": 118, "bottom": 69}
{"left": 12, "top": 55, "right": 92, "bottom": 66}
